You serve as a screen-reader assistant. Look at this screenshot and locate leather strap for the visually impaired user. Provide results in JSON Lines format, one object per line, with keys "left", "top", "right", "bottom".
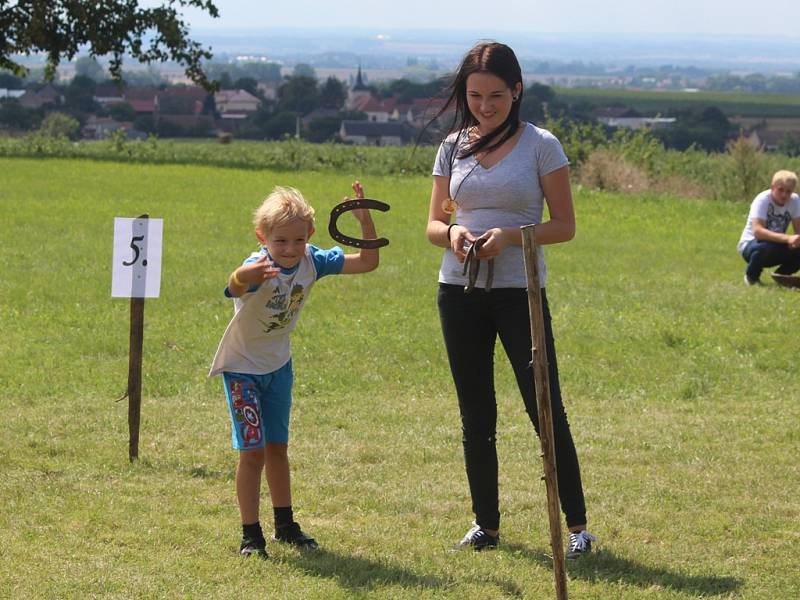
{"left": 328, "top": 198, "right": 390, "bottom": 249}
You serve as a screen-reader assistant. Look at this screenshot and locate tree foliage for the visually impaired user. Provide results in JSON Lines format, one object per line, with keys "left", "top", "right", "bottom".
{"left": 0, "top": 1, "right": 219, "bottom": 88}
{"left": 319, "top": 76, "right": 346, "bottom": 109}
{"left": 277, "top": 75, "right": 319, "bottom": 115}
{"left": 38, "top": 111, "right": 80, "bottom": 139}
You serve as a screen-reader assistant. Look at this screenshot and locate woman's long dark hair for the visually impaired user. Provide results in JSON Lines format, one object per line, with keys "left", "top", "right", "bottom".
{"left": 430, "top": 42, "right": 524, "bottom": 160}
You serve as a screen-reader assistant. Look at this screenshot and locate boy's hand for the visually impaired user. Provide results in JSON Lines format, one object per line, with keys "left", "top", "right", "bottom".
{"left": 238, "top": 254, "right": 280, "bottom": 284}
{"left": 347, "top": 180, "right": 374, "bottom": 225}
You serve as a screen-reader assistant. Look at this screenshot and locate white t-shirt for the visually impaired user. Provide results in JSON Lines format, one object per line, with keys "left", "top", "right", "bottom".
{"left": 432, "top": 122, "right": 569, "bottom": 288}
{"left": 209, "top": 245, "right": 343, "bottom": 377}
{"left": 737, "top": 189, "right": 800, "bottom": 253}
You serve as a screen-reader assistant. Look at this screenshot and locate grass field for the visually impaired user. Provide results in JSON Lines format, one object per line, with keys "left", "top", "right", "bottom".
{"left": 1, "top": 158, "right": 798, "bottom": 599}
{"left": 555, "top": 87, "right": 800, "bottom": 118}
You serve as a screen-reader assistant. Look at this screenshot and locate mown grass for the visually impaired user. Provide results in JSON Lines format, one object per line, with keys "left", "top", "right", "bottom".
{"left": 1, "top": 158, "right": 798, "bottom": 599}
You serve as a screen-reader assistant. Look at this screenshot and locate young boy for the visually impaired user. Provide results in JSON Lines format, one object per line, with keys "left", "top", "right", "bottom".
{"left": 737, "top": 170, "right": 800, "bottom": 285}
{"left": 209, "top": 182, "right": 380, "bottom": 558}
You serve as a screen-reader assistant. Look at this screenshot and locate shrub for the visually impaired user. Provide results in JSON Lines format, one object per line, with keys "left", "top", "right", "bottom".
{"left": 577, "top": 148, "right": 650, "bottom": 193}
{"left": 716, "top": 135, "right": 767, "bottom": 202}
{"left": 38, "top": 112, "right": 80, "bottom": 140}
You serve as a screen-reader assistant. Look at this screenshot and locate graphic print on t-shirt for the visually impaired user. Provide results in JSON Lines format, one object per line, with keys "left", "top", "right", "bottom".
{"left": 766, "top": 204, "right": 792, "bottom": 233}
{"left": 260, "top": 283, "right": 305, "bottom": 333}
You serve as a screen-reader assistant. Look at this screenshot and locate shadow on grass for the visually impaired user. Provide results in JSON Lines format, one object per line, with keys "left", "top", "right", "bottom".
{"left": 285, "top": 548, "right": 523, "bottom": 597}
{"left": 502, "top": 543, "right": 742, "bottom": 596}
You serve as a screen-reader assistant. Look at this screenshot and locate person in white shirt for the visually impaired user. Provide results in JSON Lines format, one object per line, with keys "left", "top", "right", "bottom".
{"left": 210, "top": 183, "right": 380, "bottom": 558}
{"left": 737, "top": 170, "right": 800, "bottom": 285}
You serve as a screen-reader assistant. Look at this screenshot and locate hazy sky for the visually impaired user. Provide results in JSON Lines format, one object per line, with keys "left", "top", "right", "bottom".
{"left": 181, "top": 0, "right": 798, "bottom": 36}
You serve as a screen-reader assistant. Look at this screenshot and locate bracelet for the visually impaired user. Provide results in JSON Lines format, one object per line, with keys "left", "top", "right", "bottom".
{"left": 447, "top": 223, "right": 459, "bottom": 241}
{"left": 231, "top": 269, "right": 244, "bottom": 287}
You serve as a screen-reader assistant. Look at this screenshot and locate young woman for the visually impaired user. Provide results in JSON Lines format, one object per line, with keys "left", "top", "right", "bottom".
{"left": 425, "top": 42, "right": 596, "bottom": 558}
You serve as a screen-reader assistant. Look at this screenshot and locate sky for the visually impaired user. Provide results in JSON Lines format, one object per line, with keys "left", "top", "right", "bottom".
{"left": 180, "top": 0, "right": 799, "bottom": 36}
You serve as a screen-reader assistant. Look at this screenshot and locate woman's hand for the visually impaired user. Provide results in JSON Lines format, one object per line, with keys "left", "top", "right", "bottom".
{"left": 448, "top": 224, "right": 475, "bottom": 262}
{"left": 474, "top": 227, "right": 513, "bottom": 259}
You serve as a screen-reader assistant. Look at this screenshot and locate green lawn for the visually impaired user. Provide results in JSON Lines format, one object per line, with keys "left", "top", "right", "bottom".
{"left": 1, "top": 158, "right": 797, "bottom": 599}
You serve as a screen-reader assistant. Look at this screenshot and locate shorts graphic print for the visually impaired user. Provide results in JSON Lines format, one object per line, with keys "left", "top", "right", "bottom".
{"left": 222, "top": 362, "right": 293, "bottom": 448}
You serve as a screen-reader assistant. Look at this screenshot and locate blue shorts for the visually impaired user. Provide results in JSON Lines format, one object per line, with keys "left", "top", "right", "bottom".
{"left": 222, "top": 360, "right": 293, "bottom": 449}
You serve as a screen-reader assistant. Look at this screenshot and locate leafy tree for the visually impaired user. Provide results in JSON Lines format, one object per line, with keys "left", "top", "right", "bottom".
{"left": 305, "top": 116, "right": 341, "bottom": 142}
{"left": 64, "top": 75, "right": 97, "bottom": 113}
{"left": 74, "top": 56, "right": 105, "bottom": 82}
{"left": 0, "top": 71, "right": 24, "bottom": 88}
{"left": 656, "top": 106, "right": 732, "bottom": 152}
{"left": 277, "top": 76, "right": 319, "bottom": 115}
{"left": 519, "top": 82, "right": 556, "bottom": 123}
{"left": 777, "top": 132, "right": 800, "bottom": 158}
{"left": 204, "top": 62, "right": 282, "bottom": 85}
{"left": 292, "top": 63, "right": 316, "bottom": 79}
{"left": 133, "top": 114, "right": 156, "bottom": 133}
{"left": 217, "top": 72, "right": 234, "bottom": 90}
{"left": 234, "top": 77, "right": 259, "bottom": 96}
{"left": 0, "top": 100, "right": 41, "bottom": 130}
{"left": 379, "top": 77, "right": 447, "bottom": 103}
{"left": 0, "top": 1, "right": 219, "bottom": 87}
{"left": 319, "top": 76, "right": 346, "bottom": 109}
{"left": 263, "top": 111, "right": 298, "bottom": 139}
{"left": 118, "top": 65, "right": 167, "bottom": 87}
{"left": 244, "top": 62, "right": 282, "bottom": 83}
{"left": 38, "top": 112, "right": 81, "bottom": 139}
{"left": 108, "top": 102, "right": 136, "bottom": 122}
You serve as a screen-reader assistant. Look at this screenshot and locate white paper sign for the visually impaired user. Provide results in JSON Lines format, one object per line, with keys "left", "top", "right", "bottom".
{"left": 112, "top": 217, "right": 163, "bottom": 298}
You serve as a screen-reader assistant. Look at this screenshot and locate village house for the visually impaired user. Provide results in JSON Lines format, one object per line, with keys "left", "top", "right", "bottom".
{"left": 124, "top": 87, "right": 158, "bottom": 115}
{"left": 214, "top": 89, "right": 261, "bottom": 117}
{"left": 93, "top": 85, "right": 125, "bottom": 105}
{"left": 81, "top": 115, "right": 130, "bottom": 139}
{"left": 18, "top": 84, "right": 62, "bottom": 109}
{"left": 0, "top": 88, "right": 25, "bottom": 100}
{"left": 594, "top": 107, "right": 675, "bottom": 130}
{"left": 339, "top": 120, "right": 415, "bottom": 146}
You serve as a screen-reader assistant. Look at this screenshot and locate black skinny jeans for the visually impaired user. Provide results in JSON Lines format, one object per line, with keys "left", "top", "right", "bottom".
{"left": 438, "top": 284, "right": 587, "bottom": 530}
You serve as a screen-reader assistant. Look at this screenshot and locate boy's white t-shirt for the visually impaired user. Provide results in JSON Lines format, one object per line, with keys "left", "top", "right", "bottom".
{"left": 209, "top": 245, "right": 343, "bottom": 377}
{"left": 738, "top": 189, "right": 800, "bottom": 253}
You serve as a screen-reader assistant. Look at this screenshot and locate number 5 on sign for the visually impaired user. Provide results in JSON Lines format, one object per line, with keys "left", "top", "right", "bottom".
{"left": 112, "top": 217, "right": 163, "bottom": 298}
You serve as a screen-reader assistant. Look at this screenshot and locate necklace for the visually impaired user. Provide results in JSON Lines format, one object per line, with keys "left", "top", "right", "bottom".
{"left": 441, "top": 130, "right": 483, "bottom": 215}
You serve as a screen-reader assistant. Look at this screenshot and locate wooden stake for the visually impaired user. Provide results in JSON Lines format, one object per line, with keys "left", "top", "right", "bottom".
{"left": 521, "top": 224, "right": 568, "bottom": 600}
{"left": 126, "top": 212, "right": 149, "bottom": 462}
{"left": 127, "top": 296, "right": 144, "bottom": 462}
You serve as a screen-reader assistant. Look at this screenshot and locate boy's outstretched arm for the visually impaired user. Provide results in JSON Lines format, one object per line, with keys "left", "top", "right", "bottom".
{"left": 341, "top": 180, "right": 380, "bottom": 274}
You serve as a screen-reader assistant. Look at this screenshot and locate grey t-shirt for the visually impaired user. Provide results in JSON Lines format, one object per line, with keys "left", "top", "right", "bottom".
{"left": 432, "top": 122, "right": 569, "bottom": 288}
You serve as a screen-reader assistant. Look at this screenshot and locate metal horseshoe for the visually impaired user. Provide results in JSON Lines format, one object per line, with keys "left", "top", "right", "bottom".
{"left": 328, "top": 198, "right": 390, "bottom": 249}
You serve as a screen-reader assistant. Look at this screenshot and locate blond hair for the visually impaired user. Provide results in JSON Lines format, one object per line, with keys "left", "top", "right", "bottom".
{"left": 771, "top": 170, "right": 798, "bottom": 189}
{"left": 253, "top": 186, "right": 315, "bottom": 235}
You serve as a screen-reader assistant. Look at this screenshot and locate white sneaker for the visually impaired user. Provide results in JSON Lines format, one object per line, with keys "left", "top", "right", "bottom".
{"left": 566, "top": 530, "right": 596, "bottom": 559}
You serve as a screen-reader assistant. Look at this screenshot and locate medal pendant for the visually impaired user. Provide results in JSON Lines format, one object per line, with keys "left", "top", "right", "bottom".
{"left": 441, "top": 197, "right": 458, "bottom": 214}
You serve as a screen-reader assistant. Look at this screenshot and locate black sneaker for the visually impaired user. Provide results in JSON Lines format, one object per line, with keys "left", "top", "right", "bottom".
{"left": 454, "top": 522, "right": 499, "bottom": 551}
{"left": 239, "top": 537, "right": 268, "bottom": 559}
{"left": 566, "top": 530, "right": 596, "bottom": 559}
{"left": 744, "top": 274, "right": 763, "bottom": 286}
{"left": 274, "top": 522, "right": 319, "bottom": 550}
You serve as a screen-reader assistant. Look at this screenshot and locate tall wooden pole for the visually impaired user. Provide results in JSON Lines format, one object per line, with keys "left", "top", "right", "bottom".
{"left": 126, "top": 213, "right": 149, "bottom": 462}
{"left": 127, "top": 297, "right": 145, "bottom": 461}
{"left": 521, "top": 224, "right": 568, "bottom": 600}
